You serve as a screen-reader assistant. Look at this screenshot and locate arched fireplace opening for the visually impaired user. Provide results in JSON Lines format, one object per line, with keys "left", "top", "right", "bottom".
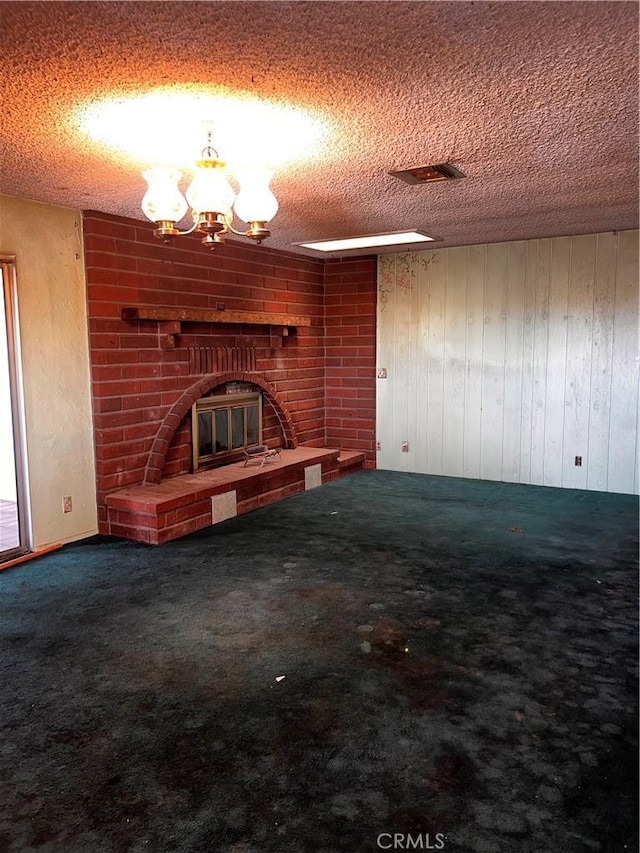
{"left": 144, "top": 373, "right": 298, "bottom": 485}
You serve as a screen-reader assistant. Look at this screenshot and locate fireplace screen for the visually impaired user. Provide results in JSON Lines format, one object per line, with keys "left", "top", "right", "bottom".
{"left": 191, "top": 392, "right": 262, "bottom": 471}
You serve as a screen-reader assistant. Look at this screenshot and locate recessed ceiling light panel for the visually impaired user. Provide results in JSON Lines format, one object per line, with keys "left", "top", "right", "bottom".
{"left": 295, "top": 230, "right": 438, "bottom": 252}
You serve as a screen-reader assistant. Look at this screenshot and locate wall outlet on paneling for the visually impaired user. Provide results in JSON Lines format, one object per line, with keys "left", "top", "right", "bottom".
{"left": 62, "top": 496, "right": 73, "bottom": 513}
{"left": 401, "top": 441, "right": 409, "bottom": 452}
{"left": 376, "top": 441, "right": 382, "bottom": 451}
{"left": 376, "top": 368, "right": 387, "bottom": 379}
{"left": 574, "top": 455, "right": 582, "bottom": 467}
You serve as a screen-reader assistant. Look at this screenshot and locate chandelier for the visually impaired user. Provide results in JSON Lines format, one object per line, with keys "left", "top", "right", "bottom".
{"left": 141, "top": 131, "right": 278, "bottom": 250}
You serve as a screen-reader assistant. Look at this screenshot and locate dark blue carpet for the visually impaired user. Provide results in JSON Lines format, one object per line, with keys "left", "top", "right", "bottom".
{"left": 1, "top": 471, "right": 637, "bottom": 852}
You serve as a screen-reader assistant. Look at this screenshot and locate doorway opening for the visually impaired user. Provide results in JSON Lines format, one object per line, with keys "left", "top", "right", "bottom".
{"left": 0, "top": 258, "right": 29, "bottom": 562}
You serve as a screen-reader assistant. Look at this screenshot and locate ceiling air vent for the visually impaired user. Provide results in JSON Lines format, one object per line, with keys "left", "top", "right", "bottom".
{"left": 389, "top": 163, "right": 466, "bottom": 184}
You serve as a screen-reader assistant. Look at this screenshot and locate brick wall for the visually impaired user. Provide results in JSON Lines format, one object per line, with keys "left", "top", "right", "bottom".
{"left": 84, "top": 211, "right": 328, "bottom": 531}
{"left": 324, "top": 257, "right": 377, "bottom": 467}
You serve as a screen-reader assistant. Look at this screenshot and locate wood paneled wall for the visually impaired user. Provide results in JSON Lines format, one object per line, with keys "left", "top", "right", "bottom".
{"left": 376, "top": 231, "right": 639, "bottom": 495}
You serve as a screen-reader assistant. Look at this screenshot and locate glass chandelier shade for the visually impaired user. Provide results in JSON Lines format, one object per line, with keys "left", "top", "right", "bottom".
{"left": 185, "top": 159, "right": 235, "bottom": 217}
{"left": 141, "top": 168, "right": 189, "bottom": 224}
{"left": 233, "top": 168, "right": 278, "bottom": 224}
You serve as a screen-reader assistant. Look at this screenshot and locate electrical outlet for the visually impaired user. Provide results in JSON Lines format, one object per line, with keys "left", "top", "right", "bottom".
{"left": 401, "top": 441, "right": 409, "bottom": 452}
{"left": 376, "top": 441, "right": 382, "bottom": 451}
{"left": 575, "top": 456, "right": 582, "bottom": 467}
{"left": 62, "top": 496, "right": 73, "bottom": 513}
{"left": 376, "top": 368, "right": 387, "bottom": 379}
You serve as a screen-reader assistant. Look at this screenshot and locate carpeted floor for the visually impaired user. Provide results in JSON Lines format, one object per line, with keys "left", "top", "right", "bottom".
{"left": 0, "top": 471, "right": 637, "bottom": 853}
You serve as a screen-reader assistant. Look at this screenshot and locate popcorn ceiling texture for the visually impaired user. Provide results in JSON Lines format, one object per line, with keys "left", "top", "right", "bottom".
{"left": 0, "top": 1, "right": 637, "bottom": 256}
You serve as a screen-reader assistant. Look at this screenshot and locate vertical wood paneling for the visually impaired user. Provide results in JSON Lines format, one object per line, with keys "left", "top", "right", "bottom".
{"left": 480, "top": 243, "right": 508, "bottom": 481}
{"left": 562, "top": 234, "right": 596, "bottom": 489}
{"left": 376, "top": 256, "right": 395, "bottom": 468}
{"left": 519, "top": 240, "right": 539, "bottom": 482}
{"left": 426, "top": 250, "right": 446, "bottom": 475}
{"left": 587, "top": 233, "right": 617, "bottom": 490}
{"left": 529, "top": 239, "right": 552, "bottom": 485}
{"left": 391, "top": 254, "right": 412, "bottom": 472}
{"left": 543, "top": 237, "right": 571, "bottom": 487}
{"left": 608, "top": 230, "right": 639, "bottom": 493}
{"left": 463, "top": 245, "right": 485, "bottom": 479}
{"left": 376, "top": 230, "right": 639, "bottom": 494}
{"left": 443, "top": 247, "right": 467, "bottom": 476}
{"left": 415, "top": 254, "right": 432, "bottom": 473}
{"left": 502, "top": 242, "right": 527, "bottom": 482}
{"left": 407, "top": 254, "right": 422, "bottom": 471}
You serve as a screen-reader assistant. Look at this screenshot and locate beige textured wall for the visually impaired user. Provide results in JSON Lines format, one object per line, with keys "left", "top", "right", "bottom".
{"left": 376, "top": 231, "right": 639, "bottom": 495}
{"left": 0, "top": 195, "right": 97, "bottom": 547}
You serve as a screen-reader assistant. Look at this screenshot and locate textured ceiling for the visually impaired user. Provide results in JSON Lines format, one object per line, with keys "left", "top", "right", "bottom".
{"left": 1, "top": 1, "right": 638, "bottom": 257}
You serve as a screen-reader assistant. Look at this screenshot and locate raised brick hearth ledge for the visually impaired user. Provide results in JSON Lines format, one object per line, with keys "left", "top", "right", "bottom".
{"left": 105, "top": 448, "right": 365, "bottom": 544}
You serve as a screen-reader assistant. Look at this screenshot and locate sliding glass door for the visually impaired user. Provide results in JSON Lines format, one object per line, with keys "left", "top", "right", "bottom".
{"left": 0, "top": 258, "right": 28, "bottom": 562}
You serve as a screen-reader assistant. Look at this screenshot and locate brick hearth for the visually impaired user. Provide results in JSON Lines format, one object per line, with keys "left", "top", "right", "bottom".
{"left": 105, "top": 448, "right": 365, "bottom": 544}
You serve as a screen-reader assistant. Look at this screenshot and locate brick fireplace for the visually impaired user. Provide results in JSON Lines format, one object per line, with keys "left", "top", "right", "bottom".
{"left": 84, "top": 211, "right": 377, "bottom": 540}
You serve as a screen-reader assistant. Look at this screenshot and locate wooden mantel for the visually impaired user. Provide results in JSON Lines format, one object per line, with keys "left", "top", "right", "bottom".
{"left": 121, "top": 306, "right": 312, "bottom": 349}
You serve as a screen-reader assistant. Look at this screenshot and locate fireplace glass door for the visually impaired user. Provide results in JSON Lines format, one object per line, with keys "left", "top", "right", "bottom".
{"left": 192, "top": 392, "right": 262, "bottom": 471}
